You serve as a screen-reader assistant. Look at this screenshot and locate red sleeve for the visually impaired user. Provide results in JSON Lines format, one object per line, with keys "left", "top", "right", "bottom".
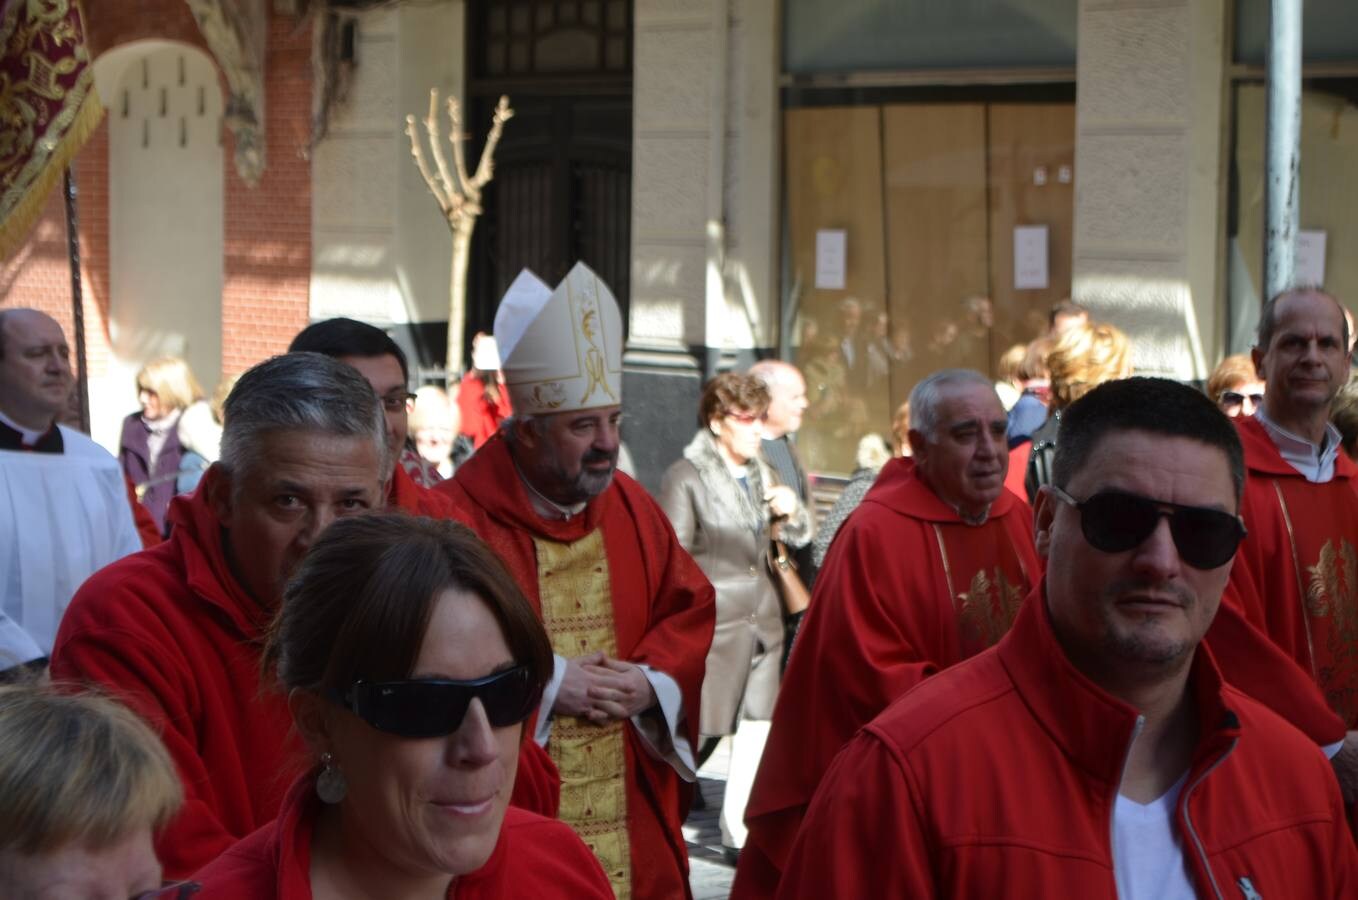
{"left": 509, "top": 739, "right": 560, "bottom": 818}
{"left": 740, "top": 509, "right": 942, "bottom": 889}
{"left": 776, "top": 732, "right": 936, "bottom": 899}
{"left": 1206, "top": 590, "right": 1346, "bottom": 746}
{"left": 51, "top": 622, "right": 234, "bottom": 877}
{"left": 614, "top": 481, "right": 716, "bottom": 753}
{"left": 124, "top": 474, "right": 163, "bottom": 548}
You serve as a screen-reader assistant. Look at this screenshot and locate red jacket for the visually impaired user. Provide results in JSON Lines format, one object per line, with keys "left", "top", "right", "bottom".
{"left": 192, "top": 775, "right": 614, "bottom": 898}
{"left": 50, "top": 489, "right": 303, "bottom": 878}
{"left": 455, "top": 375, "right": 512, "bottom": 449}
{"left": 779, "top": 585, "right": 1358, "bottom": 898}
{"left": 387, "top": 458, "right": 457, "bottom": 518}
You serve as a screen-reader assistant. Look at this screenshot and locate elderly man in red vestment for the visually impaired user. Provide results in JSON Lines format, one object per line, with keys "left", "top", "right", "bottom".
{"left": 732, "top": 368, "right": 1042, "bottom": 898}
{"left": 781, "top": 376, "right": 1358, "bottom": 898}
{"left": 1227, "top": 287, "right": 1358, "bottom": 808}
{"left": 49, "top": 353, "right": 389, "bottom": 878}
{"left": 435, "top": 264, "right": 716, "bottom": 900}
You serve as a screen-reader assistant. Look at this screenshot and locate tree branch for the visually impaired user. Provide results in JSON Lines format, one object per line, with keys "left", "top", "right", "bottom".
{"left": 469, "top": 95, "right": 515, "bottom": 190}
{"left": 424, "top": 89, "right": 461, "bottom": 218}
{"left": 446, "top": 94, "right": 475, "bottom": 199}
{"left": 404, "top": 113, "right": 452, "bottom": 216}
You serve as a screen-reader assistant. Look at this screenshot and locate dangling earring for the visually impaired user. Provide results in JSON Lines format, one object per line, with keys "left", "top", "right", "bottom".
{"left": 316, "top": 752, "right": 347, "bottom": 804}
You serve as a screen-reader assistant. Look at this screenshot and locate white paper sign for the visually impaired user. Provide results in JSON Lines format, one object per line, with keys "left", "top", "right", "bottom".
{"left": 1297, "top": 230, "right": 1327, "bottom": 287}
{"left": 815, "top": 229, "right": 847, "bottom": 290}
{"left": 1014, "top": 225, "right": 1049, "bottom": 290}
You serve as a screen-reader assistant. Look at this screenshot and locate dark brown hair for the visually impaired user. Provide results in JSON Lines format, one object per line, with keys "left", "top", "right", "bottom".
{"left": 698, "top": 372, "right": 770, "bottom": 427}
{"left": 264, "top": 514, "right": 553, "bottom": 697}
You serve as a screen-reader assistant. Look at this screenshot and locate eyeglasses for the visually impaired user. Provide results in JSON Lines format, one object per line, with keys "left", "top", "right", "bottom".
{"left": 381, "top": 391, "right": 417, "bottom": 413}
{"left": 726, "top": 412, "right": 762, "bottom": 425}
{"left": 328, "top": 666, "right": 541, "bottom": 738}
{"left": 1220, "top": 391, "right": 1264, "bottom": 407}
{"left": 132, "top": 882, "right": 200, "bottom": 900}
{"left": 1048, "top": 487, "right": 1246, "bottom": 570}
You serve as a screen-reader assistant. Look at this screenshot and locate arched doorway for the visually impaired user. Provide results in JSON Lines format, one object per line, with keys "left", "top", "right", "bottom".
{"left": 89, "top": 41, "right": 224, "bottom": 449}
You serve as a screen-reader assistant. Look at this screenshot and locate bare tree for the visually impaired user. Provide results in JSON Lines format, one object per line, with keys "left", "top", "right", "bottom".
{"left": 405, "top": 89, "right": 513, "bottom": 376}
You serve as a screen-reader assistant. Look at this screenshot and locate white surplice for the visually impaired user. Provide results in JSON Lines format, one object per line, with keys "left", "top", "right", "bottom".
{"left": 0, "top": 426, "right": 141, "bottom": 654}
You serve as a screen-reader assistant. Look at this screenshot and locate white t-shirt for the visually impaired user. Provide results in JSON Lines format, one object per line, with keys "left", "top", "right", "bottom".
{"left": 1112, "top": 774, "right": 1197, "bottom": 900}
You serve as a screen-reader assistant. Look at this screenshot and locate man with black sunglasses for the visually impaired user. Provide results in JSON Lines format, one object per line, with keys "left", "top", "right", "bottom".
{"left": 1227, "top": 287, "right": 1358, "bottom": 811}
{"left": 780, "top": 377, "right": 1358, "bottom": 898}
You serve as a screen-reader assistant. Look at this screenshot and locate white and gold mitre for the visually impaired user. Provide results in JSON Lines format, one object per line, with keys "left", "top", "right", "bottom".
{"left": 494, "top": 262, "right": 624, "bottom": 415}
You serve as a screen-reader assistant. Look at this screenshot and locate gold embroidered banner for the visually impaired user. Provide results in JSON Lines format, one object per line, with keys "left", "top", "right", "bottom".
{"left": 0, "top": 0, "right": 104, "bottom": 259}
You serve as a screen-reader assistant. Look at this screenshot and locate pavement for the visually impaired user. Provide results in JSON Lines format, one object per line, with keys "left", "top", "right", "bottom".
{"left": 685, "top": 738, "right": 737, "bottom": 899}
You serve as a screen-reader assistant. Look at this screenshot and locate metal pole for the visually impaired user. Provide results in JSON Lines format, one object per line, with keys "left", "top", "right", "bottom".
{"left": 1264, "top": 0, "right": 1302, "bottom": 300}
{"left": 62, "top": 168, "right": 90, "bottom": 433}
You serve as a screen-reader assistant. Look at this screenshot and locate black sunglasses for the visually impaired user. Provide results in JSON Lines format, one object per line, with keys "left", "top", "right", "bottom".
{"left": 1220, "top": 391, "right": 1264, "bottom": 406}
{"left": 328, "top": 666, "right": 541, "bottom": 739}
{"left": 1049, "top": 487, "right": 1246, "bottom": 570}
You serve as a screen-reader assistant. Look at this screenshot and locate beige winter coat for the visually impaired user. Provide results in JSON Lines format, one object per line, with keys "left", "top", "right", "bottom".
{"left": 658, "top": 430, "right": 811, "bottom": 736}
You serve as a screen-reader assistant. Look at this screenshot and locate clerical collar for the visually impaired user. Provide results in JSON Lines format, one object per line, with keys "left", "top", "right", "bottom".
{"left": 512, "top": 459, "right": 589, "bottom": 521}
{"left": 0, "top": 409, "right": 61, "bottom": 453}
{"left": 1254, "top": 408, "right": 1341, "bottom": 484}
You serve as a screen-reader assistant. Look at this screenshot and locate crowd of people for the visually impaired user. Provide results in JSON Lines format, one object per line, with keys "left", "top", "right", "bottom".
{"left": 3, "top": 278, "right": 1358, "bottom": 898}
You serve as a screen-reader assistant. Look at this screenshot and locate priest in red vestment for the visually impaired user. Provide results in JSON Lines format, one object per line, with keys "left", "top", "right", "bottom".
{"left": 1226, "top": 287, "right": 1358, "bottom": 812}
{"left": 732, "top": 369, "right": 1041, "bottom": 899}
{"left": 435, "top": 264, "right": 716, "bottom": 900}
{"left": 50, "top": 353, "right": 390, "bottom": 878}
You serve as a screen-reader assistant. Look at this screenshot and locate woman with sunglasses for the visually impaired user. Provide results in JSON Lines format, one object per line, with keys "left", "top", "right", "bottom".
{"left": 1205, "top": 353, "right": 1266, "bottom": 418}
{"left": 192, "top": 514, "right": 611, "bottom": 899}
{"left": 658, "top": 372, "right": 811, "bottom": 857}
{"left": 0, "top": 682, "right": 194, "bottom": 899}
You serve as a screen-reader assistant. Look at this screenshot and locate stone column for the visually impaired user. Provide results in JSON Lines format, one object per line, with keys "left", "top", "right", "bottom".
{"left": 626, "top": 0, "right": 779, "bottom": 490}
{"left": 1072, "top": 0, "right": 1229, "bottom": 380}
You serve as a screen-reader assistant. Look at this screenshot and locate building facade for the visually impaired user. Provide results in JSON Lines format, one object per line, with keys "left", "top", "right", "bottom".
{"left": 4, "top": 0, "right": 1356, "bottom": 483}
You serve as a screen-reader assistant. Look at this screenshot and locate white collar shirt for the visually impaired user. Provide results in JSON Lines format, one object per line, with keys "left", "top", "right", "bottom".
{"left": 1254, "top": 408, "right": 1342, "bottom": 483}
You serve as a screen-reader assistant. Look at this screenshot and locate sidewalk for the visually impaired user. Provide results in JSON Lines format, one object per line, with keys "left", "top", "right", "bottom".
{"left": 684, "top": 738, "right": 736, "bottom": 899}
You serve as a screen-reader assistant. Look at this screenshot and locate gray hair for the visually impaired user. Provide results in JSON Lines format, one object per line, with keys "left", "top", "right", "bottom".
{"left": 219, "top": 352, "right": 388, "bottom": 484}
{"left": 908, "top": 369, "right": 997, "bottom": 440}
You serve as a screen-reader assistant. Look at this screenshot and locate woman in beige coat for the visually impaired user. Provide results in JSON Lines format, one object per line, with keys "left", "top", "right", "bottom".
{"left": 659, "top": 372, "right": 811, "bottom": 857}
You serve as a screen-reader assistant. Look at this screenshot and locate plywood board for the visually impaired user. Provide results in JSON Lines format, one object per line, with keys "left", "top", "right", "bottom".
{"left": 987, "top": 103, "right": 1076, "bottom": 360}
{"left": 784, "top": 106, "right": 888, "bottom": 473}
{"left": 882, "top": 103, "right": 990, "bottom": 408}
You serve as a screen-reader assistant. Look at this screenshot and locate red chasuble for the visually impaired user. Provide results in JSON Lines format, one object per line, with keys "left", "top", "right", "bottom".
{"left": 434, "top": 435, "right": 716, "bottom": 900}
{"left": 732, "top": 457, "right": 1042, "bottom": 899}
{"left": 1229, "top": 416, "right": 1358, "bottom": 727}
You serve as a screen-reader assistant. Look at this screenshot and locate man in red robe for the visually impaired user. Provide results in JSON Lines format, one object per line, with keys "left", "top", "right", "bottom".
{"left": 732, "top": 369, "right": 1041, "bottom": 899}
{"left": 436, "top": 265, "right": 716, "bottom": 900}
{"left": 1227, "top": 287, "right": 1358, "bottom": 807}
{"left": 780, "top": 377, "right": 1357, "bottom": 897}
{"left": 289, "top": 318, "right": 453, "bottom": 515}
{"left": 50, "top": 353, "right": 389, "bottom": 878}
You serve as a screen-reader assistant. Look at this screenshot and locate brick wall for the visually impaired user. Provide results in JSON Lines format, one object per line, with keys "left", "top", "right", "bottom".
{"left": 2, "top": 1, "right": 311, "bottom": 383}
{"left": 221, "top": 12, "right": 312, "bottom": 375}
